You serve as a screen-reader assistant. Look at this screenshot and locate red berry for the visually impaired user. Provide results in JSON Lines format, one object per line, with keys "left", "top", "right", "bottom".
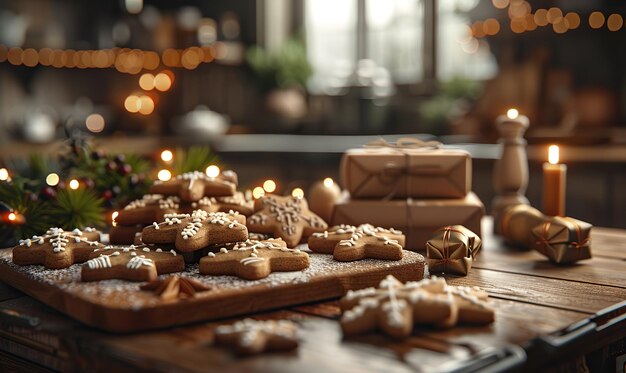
{"left": 101, "top": 190, "right": 114, "bottom": 200}
{"left": 83, "top": 178, "right": 96, "bottom": 189}
{"left": 40, "top": 187, "right": 57, "bottom": 199}
{"left": 119, "top": 164, "right": 132, "bottom": 176}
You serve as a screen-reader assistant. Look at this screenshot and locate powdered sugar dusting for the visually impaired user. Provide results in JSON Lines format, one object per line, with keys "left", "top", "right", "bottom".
{"left": 0, "top": 246, "right": 425, "bottom": 311}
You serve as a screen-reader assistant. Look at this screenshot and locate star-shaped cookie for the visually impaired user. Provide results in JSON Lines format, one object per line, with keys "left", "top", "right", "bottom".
{"left": 340, "top": 275, "right": 494, "bottom": 338}
{"left": 247, "top": 195, "right": 327, "bottom": 247}
{"left": 81, "top": 245, "right": 185, "bottom": 282}
{"left": 199, "top": 238, "right": 309, "bottom": 280}
{"left": 149, "top": 170, "right": 238, "bottom": 202}
{"left": 12, "top": 227, "right": 103, "bottom": 269}
{"left": 308, "top": 224, "right": 405, "bottom": 261}
{"left": 141, "top": 210, "right": 248, "bottom": 252}
{"left": 215, "top": 318, "right": 299, "bottom": 355}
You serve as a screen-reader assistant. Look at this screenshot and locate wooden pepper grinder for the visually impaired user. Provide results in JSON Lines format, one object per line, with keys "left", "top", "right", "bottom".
{"left": 492, "top": 109, "right": 530, "bottom": 232}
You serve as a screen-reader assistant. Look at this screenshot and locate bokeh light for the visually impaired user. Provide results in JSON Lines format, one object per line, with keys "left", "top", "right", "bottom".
{"left": 0, "top": 168, "right": 9, "bottom": 181}
{"left": 263, "top": 180, "right": 276, "bottom": 193}
{"left": 291, "top": 188, "right": 304, "bottom": 199}
{"left": 69, "top": 179, "right": 80, "bottom": 190}
{"left": 154, "top": 72, "right": 172, "bottom": 91}
{"left": 160, "top": 150, "right": 173, "bottom": 162}
{"left": 85, "top": 113, "right": 105, "bottom": 133}
{"left": 205, "top": 165, "right": 220, "bottom": 178}
{"left": 157, "top": 169, "right": 172, "bottom": 181}
{"left": 139, "top": 73, "right": 155, "bottom": 90}
{"left": 252, "top": 187, "right": 265, "bottom": 199}
{"left": 46, "top": 173, "right": 60, "bottom": 186}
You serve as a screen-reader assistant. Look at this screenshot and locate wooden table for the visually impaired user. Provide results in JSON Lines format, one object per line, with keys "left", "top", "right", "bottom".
{"left": 0, "top": 219, "right": 624, "bottom": 372}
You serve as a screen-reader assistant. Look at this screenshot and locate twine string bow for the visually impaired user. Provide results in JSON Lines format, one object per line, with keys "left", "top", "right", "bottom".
{"left": 361, "top": 137, "right": 444, "bottom": 201}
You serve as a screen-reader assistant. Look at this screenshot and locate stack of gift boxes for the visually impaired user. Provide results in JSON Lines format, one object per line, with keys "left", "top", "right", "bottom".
{"left": 331, "top": 140, "right": 485, "bottom": 256}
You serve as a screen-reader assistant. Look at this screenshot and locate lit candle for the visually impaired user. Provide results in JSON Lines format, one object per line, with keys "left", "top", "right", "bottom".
{"left": 308, "top": 177, "right": 341, "bottom": 223}
{"left": 543, "top": 145, "right": 567, "bottom": 216}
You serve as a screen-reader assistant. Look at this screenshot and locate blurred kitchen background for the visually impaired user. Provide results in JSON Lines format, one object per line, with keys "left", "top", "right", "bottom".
{"left": 1, "top": 0, "right": 625, "bottom": 227}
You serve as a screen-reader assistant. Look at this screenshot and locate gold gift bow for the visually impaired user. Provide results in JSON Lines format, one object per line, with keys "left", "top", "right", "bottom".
{"left": 535, "top": 220, "right": 590, "bottom": 261}
{"left": 359, "top": 137, "right": 445, "bottom": 200}
{"left": 439, "top": 226, "right": 473, "bottom": 274}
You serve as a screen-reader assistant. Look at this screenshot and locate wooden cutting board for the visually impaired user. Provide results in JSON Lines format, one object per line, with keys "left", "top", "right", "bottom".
{"left": 0, "top": 246, "right": 425, "bottom": 333}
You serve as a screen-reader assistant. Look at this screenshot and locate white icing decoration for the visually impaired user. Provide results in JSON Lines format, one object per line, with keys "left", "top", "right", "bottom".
{"left": 86, "top": 255, "right": 111, "bottom": 269}
{"left": 240, "top": 256, "right": 265, "bottom": 265}
{"left": 127, "top": 255, "right": 154, "bottom": 269}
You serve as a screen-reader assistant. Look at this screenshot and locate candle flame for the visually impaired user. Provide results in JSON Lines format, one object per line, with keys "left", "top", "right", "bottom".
{"left": 323, "top": 177, "right": 334, "bottom": 188}
{"left": 112, "top": 211, "right": 119, "bottom": 227}
{"left": 548, "top": 145, "right": 560, "bottom": 164}
{"left": 506, "top": 108, "right": 519, "bottom": 120}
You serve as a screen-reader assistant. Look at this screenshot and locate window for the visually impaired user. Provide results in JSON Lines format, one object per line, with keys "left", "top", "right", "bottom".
{"left": 305, "top": 0, "right": 498, "bottom": 93}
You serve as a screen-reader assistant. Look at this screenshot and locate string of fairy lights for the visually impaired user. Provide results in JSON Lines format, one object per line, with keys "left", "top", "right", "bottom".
{"left": 0, "top": 43, "right": 229, "bottom": 118}
{"left": 460, "top": 1, "right": 625, "bottom": 54}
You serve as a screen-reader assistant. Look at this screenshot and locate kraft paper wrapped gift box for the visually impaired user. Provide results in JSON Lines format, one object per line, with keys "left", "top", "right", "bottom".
{"left": 532, "top": 216, "right": 593, "bottom": 264}
{"left": 340, "top": 147, "right": 471, "bottom": 199}
{"left": 331, "top": 192, "right": 485, "bottom": 251}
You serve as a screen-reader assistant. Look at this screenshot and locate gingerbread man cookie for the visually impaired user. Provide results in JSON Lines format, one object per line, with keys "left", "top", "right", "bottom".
{"left": 140, "top": 275, "right": 211, "bottom": 300}
{"left": 199, "top": 238, "right": 309, "bottom": 280}
{"left": 81, "top": 245, "right": 185, "bottom": 282}
{"left": 215, "top": 318, "right": 299, "bottom": 355}
{"left": 308, "top": 224, "right": 405, "bottom": 262}
{"left": 247, "top": 195, "right": 327, "bottom": 247}
{"left": 149, "top": 170, "right": 237, "bottom": 202}
{"left": 12, "top": 227, "right": 103, "bottom": 269}
{"left": 141, "top": 210, "right": 248, "bottom": 252}
{"left": 339, "top": 275, "right": 494, "bottom": 338}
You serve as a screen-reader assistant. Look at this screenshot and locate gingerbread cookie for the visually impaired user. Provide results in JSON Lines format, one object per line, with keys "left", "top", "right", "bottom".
{"left": 247, "top": 195, "right": 327, "bottom": 247}
{"left": 192, "top": 191, "right": 255, "bottom": 216}
{"left": 339, "top": 275, "right": 494, "bottom": 338}
{"left": 115, "top": 195, "right": 186, "bottom": 226}
{"left": 81, "top": 245, "right": 185, "bottom": 282}
{"left": 308, "top": 224, "right": 405, "bottom": 262}
{"left": 215, "top": 318, "right": 299, "bottom": 355}
{"left": 141, "top": 210, "right": 248, "bottom": 252}
{"left": 149, "top": 170, "right": 237, "bottom": 202}
{"left": 199, "top": 238, "right": 309, "bottom": 280}
{"left": 140, "top": 275, "right": 211, "bottom": 300}
{"left": 12, "top": 227, "right": 103, "bottom": 269}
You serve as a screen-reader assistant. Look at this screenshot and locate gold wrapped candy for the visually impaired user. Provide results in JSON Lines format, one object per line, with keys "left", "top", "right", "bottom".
{"left": 532, "top": 216, "right": 592, "bottom": 264}
{"left": 500, "top": 204, "right": 547, "bottom": 248}
{"left": 426, "top": 225, "right": 481, "bottom": 276}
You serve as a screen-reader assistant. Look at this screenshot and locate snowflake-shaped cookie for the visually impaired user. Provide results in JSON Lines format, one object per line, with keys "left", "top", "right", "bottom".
{"left": 340, "top": 275, "right": 494, "bottom": 338}
{"left": 247, "top": 195, "right": 327, "bottom": 247}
